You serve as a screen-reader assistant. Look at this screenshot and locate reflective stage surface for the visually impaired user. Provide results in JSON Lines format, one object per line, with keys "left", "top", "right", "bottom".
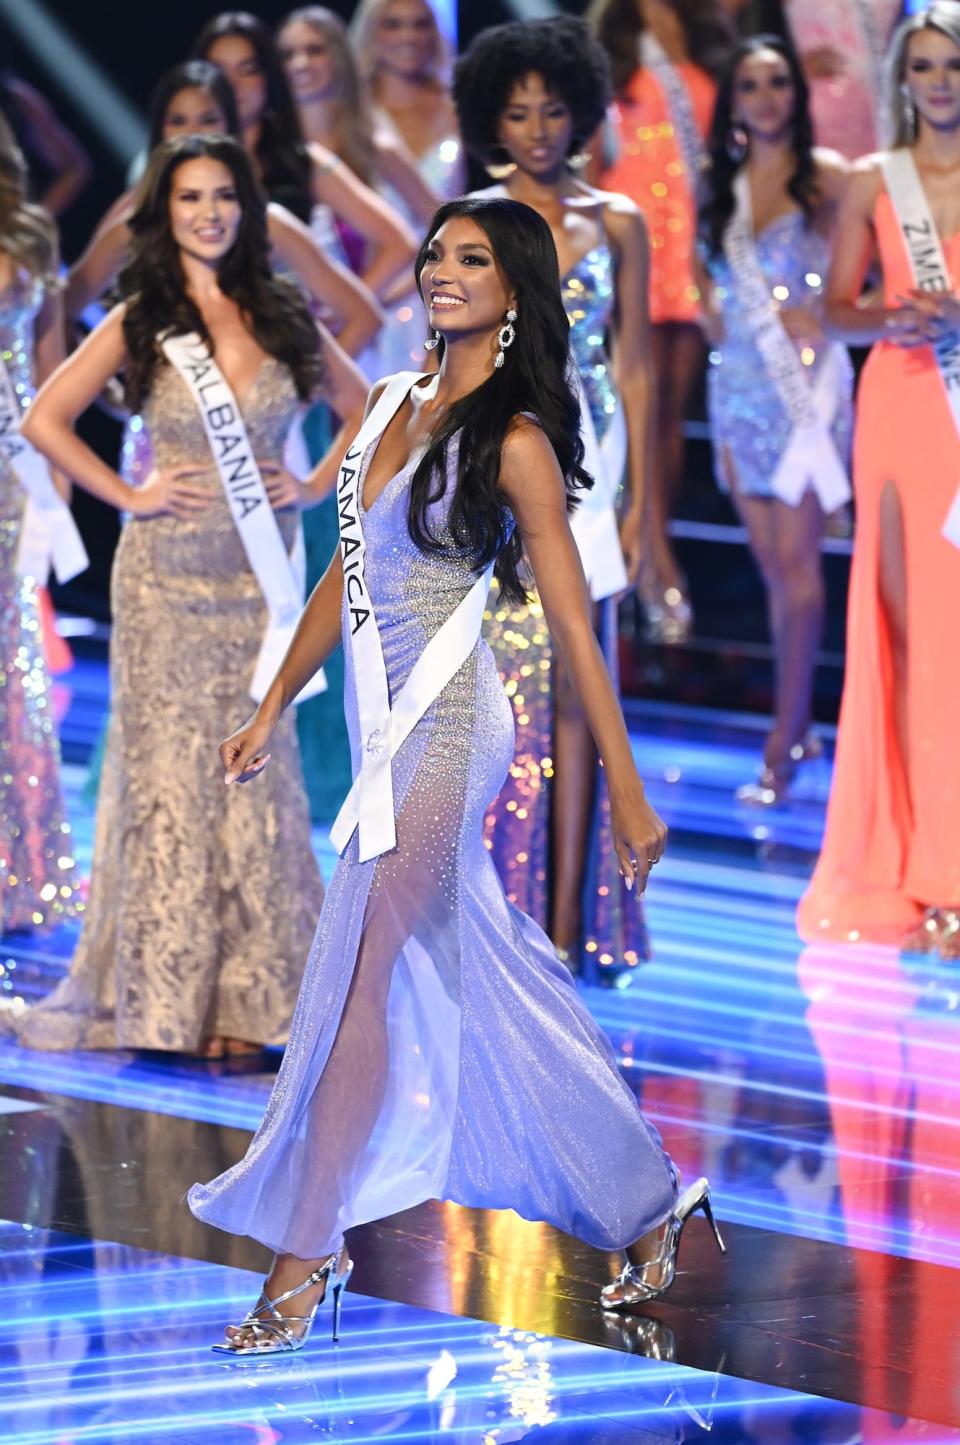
{"left": 1, "top": 670, "right": 958, "bottom": 1442}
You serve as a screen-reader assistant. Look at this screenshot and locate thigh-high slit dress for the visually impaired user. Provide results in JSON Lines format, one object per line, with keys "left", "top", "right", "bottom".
{"left": 189, "top": 384, "right": 679, "bottom": 1258}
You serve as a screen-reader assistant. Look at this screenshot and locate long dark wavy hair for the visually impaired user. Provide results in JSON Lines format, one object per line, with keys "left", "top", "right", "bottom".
{"left": 119, "top": 134, "right": 323, "bottom": 411}
{"left": 147, "top": 60, "right": 241, "bottom": 152}
{"left": 407, "top": 198, "right": 591, "bottom": 605}
{"left": 191, "top": 11, "right": 314, "bottom": 221}
{"left": 700, "top": 35, "right": 818, "bottom": 259}
{"left": 589, "top": 0, "right": 733, "bottom": 93}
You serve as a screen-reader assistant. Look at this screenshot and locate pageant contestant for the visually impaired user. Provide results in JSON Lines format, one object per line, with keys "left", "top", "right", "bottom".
{"left": 454, "top": 17, "right": 653, "bottom": 978}
{"left": 697, "top": 37, "right": 852, "bottom": 804}
{"left": 67, "top": 61, "right": 381, "bottom": 364}
{"left": 190, "top": 197, "right": 725, "bottom": 1353}
{"left": 192, "top": 12, "right": 417, "bottom": 304}
{"left": 278, "top": 5, "right": 440, "bottom": 261}
{"left": 0, "top": 118, "right": 82, "bottom": 934}
{"left": 350, "top": 0, "right": 465, "bottom": 374}
{"left": 591, "top": 0, "right": 733, "bottom": 643}
{"left": 799, "top": 4, "right": 960, "bottom": 953}
{"left": 12, "top": 136, "right": 367, "bottom": 1056}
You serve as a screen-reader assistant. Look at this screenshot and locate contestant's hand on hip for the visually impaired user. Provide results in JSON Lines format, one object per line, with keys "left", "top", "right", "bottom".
{"left": 260, "top": 463, "right": 305, "bottom": 511}
{"left": 129, "top": 466, "right": 211, "bottom": 519}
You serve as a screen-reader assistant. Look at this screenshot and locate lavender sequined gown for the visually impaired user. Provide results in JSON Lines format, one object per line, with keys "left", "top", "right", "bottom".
{"left": 190, "top": 393, "right": 678, "bottom": 1257}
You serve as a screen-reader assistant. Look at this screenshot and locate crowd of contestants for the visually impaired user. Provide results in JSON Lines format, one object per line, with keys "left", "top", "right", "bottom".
{"left": 1, "top": 0, "right": 959, "bottom": 1062}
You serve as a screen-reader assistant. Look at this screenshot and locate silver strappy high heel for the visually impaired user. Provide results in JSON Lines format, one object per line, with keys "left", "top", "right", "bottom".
{"left": 213, "top": 1246, "right": 354, "bottom": 1356}
{"left": 600, "top": 1178, "right": 726, "bottom": 1312}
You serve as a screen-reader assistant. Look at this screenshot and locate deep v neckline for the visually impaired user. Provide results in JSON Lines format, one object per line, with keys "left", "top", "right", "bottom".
{"left": 360, "top": 374, "right": 437, "bottom": 517}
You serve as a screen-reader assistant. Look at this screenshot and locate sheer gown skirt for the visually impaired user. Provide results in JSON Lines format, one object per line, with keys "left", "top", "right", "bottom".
{"left": 189, "top": 638, "right": 678, "bottom": 1258}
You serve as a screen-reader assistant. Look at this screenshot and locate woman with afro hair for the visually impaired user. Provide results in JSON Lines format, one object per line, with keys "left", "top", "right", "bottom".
{"left": 590, "top": 0, "right": 734, "bottom": 644}
{"left": 454, "top": 15, "right": 655, "bottom": 984}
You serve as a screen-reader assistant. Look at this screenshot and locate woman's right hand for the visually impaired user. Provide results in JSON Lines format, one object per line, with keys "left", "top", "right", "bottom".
{"left": 885, "top": 301, "right": 943, "bottom": 349}
{"left": 220, "top": 708, "right": 277, "bottom": 786}
{"left": 127, "top": 466, "right": 212, "bottom": 519}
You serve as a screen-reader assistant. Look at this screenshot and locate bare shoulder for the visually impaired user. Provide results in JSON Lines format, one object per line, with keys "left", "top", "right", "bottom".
{"left": 596, "top": 190, "right": 649, "bottom": 251}
{"left": 363, "top": 377, "right": 391, "bottom": 418}
{"left": 812, "top": 146, "right": 850, "bottom": 200}
{"left": 306, "top": 139, "right": 340, "bottom": 177}
{"left": 500, "top": 416, "right": 564, "bottom": 505}
{"left": 847, "top": 153, "right": 887, "bottom": 206}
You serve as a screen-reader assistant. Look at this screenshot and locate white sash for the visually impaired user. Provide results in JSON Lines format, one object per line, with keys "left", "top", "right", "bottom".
{"left": 161, "top": 332, "right": 325, "bottom": 702}
{"left": 850, "top": 0, "right": 889, "bottom": 148}
{"left": 329, "top": 371, "right": 494, "bottom": 863}
{"left": 881, "top": 150, "right": 960, "bottom": 549}
{"left": 0, "top": 356, "right": 88, "bottom": 585}
{"left": 640, "top": 33, "right": 705, "bottom": 198}
{"left": 570, "top": 372, "right": 628, "bottom": 600}
{"left": 723, "top": 172, "right": 851, "bottom": 510}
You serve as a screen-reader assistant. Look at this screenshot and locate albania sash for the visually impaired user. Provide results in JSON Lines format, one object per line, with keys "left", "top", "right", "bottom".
{"left": 722, "top": 171, "right": 851, "bottom": 510}
{"left": 329, "top": 371, "right": 493, "bottom": 863}
{"left": 161, "top": 332, "right": 325, "bottom": 702}
{"left": 881, "top": 150, "right": 960, "bottom": 548}
{"left": 0, "top": 355, "right": 88, "bottom": 584}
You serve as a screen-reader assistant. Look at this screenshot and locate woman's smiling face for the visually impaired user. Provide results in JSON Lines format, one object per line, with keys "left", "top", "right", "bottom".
{"left": 418, "top": 216, "right": 516, "bottom": 341}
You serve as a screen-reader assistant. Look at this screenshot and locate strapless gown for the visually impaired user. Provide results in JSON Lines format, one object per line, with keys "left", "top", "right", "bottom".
{"left": 189, "top": 385, "right": 678, "bottom": 1257}
{"left": 14, "top": 358, "right": 323, "bottom": 1050}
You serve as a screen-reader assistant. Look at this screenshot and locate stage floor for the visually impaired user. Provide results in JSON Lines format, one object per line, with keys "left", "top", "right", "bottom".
{"left": 1, "top": 661, "right": 958, "bottom": 1443}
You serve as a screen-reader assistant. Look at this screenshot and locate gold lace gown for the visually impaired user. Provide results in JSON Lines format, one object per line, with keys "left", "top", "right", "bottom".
{"left": 15, "top": 356, "right": 324, "bottom": 1051}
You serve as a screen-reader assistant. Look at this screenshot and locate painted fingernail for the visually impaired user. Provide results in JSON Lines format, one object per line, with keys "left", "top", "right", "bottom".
{"left": 624, "top": 874, "right": 634, "bottom": 892}
{"left": 224, "top": 772, "right": 235, "bottom": 785}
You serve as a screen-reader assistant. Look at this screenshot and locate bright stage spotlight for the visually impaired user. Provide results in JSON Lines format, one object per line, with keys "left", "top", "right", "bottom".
{"left": 0, "top": 0, "right": 147, "bottom": 164}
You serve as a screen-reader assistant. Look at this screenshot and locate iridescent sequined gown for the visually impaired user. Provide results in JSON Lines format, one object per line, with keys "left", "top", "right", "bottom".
{"left": 0, "top": 273, "right": 77, "bottom": 932}
{"left": 189, "top": 387, "right": 678, "bottom": 1256}
{"left": 14, "top": 358, "right": 323, "bottom": 1050}
{"left": 705, "top": 213, "right": 852, "bottom": 498}
{"left": 484, "top": 245, "right": 650, "bottom": 973}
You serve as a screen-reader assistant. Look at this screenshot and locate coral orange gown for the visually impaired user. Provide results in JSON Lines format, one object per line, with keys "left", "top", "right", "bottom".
{"left": 798, "top": 190, "right": 960, "bottom": 944}
{"left": 601, "top": 62, "right": 715, "bottom": 326}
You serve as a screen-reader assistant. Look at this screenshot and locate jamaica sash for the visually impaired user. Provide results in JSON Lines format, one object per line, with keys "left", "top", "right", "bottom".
{"left": 330, "top": 371, "right": 493, "bottom": 863}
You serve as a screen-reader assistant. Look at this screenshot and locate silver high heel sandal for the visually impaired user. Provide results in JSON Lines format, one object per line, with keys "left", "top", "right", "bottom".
{"left": 600, "top": 1178, "right": 726, "bottom": 1311}
{"left": 213, "top": 1246, "right": 354, "bottom": 1356}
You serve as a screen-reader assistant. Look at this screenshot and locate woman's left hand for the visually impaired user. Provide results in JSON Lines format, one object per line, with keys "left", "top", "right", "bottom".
{"left": 610, "top": 777, "right": 668, "bottom": 895}
{"left": 260, "top": 463, "right": 305, "bottom": 511}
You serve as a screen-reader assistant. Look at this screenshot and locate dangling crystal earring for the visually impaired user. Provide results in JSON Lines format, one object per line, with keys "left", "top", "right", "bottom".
{"left": 494, "top": 308, "right": 517, "bottom": 369}
{"left": 901, "top": 86, "right": 917, "bottom": 140}
{"left": 566, "top": 151, "right": 592, "bottom": 172}
{"left": 725, "top": 121, "right": 749, "bottom": 164}
{"left": 423, "top": 329, "right": 440, "bottom": 351}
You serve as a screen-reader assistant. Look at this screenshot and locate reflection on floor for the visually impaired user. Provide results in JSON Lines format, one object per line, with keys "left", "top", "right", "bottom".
{"left": 2, "top": 1220, "right": 953, "bottom": 1445}
{"left": 2, "top": 670, "right": 959, "bottom": 1441}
